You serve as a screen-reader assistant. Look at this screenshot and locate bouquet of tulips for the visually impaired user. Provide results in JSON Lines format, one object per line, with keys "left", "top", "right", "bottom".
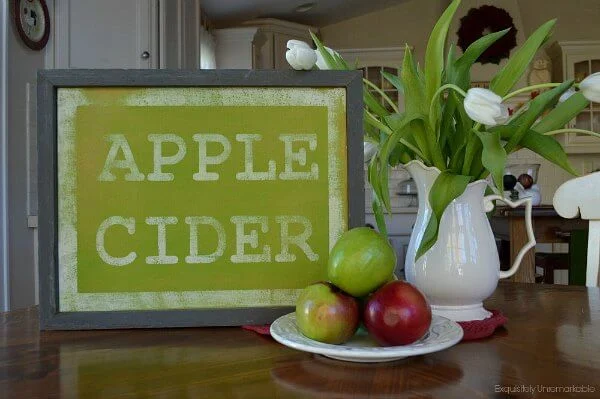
{"left": 286, "top": 0, "right": 600, "bottom": 258}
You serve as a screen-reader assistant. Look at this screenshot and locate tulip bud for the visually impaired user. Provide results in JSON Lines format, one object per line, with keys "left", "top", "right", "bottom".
{"left": 286, "top": 40, "right": 317, "bottom": 70}
{"left": 579, "top": 72, "right": 600, "bottom": 103}
{"left": 463, "top": 88, "right": 509, "bottom": 126}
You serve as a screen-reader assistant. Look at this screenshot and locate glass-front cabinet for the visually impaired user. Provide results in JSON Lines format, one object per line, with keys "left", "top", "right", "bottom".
{"left": 549, "top": 41, "right": 600, "bottom": 153}
{"left": 361, "top": 66, "right": 402, "bottom": 113}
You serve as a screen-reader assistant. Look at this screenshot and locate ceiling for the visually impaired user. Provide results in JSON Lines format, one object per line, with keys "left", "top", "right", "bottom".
{"left": 202, "top": 0, "right": 410, "bottom": 28}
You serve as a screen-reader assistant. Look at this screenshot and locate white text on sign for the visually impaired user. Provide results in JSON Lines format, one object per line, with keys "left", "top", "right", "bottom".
{"left": 97, "top": 133, "right": 319, "bottom": 182}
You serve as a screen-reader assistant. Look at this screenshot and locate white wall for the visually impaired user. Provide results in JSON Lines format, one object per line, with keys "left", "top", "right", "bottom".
{"left": 519, "top": 0, "right": 600, "bottom": 41}
{"left": 320, "top": 0, "right": 450, "bottom": 65}
{"left": 5, "top": 2, "right": 45, "bottom": 309}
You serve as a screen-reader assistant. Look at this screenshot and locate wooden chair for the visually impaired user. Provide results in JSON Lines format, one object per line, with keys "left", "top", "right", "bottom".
{"left": 554, "top": 172, "right": 600, "bottom": 287}
{"left": 536, "top": 252, "right": 569, "bottom": 284}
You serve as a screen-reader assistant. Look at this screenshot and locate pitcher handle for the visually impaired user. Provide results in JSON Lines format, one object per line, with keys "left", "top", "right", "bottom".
{"left": 483, "top": 195, "right": 536, "bottom": 279}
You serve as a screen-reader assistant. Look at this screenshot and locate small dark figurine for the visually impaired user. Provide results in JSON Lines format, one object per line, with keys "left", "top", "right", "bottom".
{"left": 503, "top": 174, "right": 519, "bottom": 200}
{"left": 503, "top": 174, "right": 517, "bottom": 191}
{"left": 518, "top": 173, "right": 534, "bottom": 189}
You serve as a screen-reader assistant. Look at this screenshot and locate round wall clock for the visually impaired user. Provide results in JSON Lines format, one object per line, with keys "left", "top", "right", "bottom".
{"left": 14, "top": 0, "right": 50, "bottom": 51}
{"left": 457, "top": 5, "right": 517, "bottom": 65}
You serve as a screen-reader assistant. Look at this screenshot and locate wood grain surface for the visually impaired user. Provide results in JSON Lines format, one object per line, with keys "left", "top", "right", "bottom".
{"left": 1, "top": 283, "right": 599, "bottom": 398}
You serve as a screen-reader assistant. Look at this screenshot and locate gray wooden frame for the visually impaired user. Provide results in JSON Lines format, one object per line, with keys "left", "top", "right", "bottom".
{"left": 37, "top": 69, "right": 364, "bottom": 330}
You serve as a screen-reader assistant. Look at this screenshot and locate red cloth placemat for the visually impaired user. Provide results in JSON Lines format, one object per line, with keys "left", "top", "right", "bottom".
{"left": 242, "top": 309, "right": 507, "bottom": 342}
{"left": 457, "top": 309, "right": 507, "bottom": 341}
{"left": 241, "top": 324, "right": 271, "bottom": 335}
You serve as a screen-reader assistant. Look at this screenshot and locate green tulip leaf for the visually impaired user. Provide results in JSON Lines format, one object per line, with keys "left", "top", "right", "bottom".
{"left": 475, "top": 130, "right": 507, "bottom": 191}
{"left": 490, "top": 19, "right": 556, "bottom": 96}
{"left": 534, "top": 92, "right": 590, "bottom": 133}
{"left": 402, "top": 45, "right": 426, "bottom": 115}
{"left": 452, "top": 28, "right": 510, "bottom": 89}
{"left": 364, "top": 88, "right": 390, "bottom": 118}
{"left": 521, "top": 130, "right": 579, "bottom": 176}
{"left": 379, "top": 112, "right": 425, "bottom": 169}
{"left": 310, "top": 31, "right": 343, "bottom": 70}
{"left": 504, "top": 80, "right": 574, "bottom": 153}
{"left": 424, "top": 0, "right": 461, "bottom": 105}
{"left": 368, "top": 157, "right": 388, "bottom": 235}
{"left": 381, "top": 71, "right": 404, "bottom": 94}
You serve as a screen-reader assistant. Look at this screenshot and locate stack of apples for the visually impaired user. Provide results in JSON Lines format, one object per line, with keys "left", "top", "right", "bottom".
{"left": 296, "top": 227, "right": 432, "bottom": 346}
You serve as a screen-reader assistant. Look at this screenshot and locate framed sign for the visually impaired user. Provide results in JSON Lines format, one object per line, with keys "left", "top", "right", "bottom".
{"left": 38, "top": 70, "right": 364, "bottom": 329}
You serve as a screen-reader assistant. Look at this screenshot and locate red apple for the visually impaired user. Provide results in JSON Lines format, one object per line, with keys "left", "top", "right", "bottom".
{"left": 296, "top": 282, "right": 360, "bottom": 344}
{"left": 363, "top": 281, "right": 432, "bottom": 346}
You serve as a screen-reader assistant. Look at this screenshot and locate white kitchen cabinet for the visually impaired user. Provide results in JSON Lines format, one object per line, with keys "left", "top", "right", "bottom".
{"left": 49, "top": 0, "right": 207, "bottom": 70}
{"left": 51, "top": 0, "right": 159, "bottom": 69}
{"left": 337, "top": 47, "right": 405, "bottom": 113}
{"left": 548, "top": 41, "right": 600, "bottom": 153}
{"left": 215, "top": 19, "right": 316, "bottom": 70}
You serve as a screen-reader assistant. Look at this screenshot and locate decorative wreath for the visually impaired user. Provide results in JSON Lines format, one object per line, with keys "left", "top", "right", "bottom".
{"left": 457, "top": 5, "right": 518, "bottom": 65}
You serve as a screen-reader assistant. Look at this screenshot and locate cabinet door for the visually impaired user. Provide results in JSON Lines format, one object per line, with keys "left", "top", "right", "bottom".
{"left": 564, "top": 54, "right": 600, "bottom": 150}
{"left": 362, "top": 66, "right": 403, "bottom": 113}
{"left": 55, "top": 0, "right": 158, "bottom": 68}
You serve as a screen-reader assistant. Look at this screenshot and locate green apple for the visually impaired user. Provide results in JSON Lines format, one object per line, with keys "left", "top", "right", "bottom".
{"left": 327, "top": 227, "right": 396, "bottom": 297}
{"left": 295, "top": 282, "right": 359, "bottom": 344}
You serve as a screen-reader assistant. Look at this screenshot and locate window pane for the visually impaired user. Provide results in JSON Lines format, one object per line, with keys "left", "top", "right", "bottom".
{"left": 574, "top": 61, "right": 589, "bottom": 83}
{"left": 366, "top": 67, "right": 380, "bottom": 84}
{"left": 381, "top": 67, "right": 398, "bottom": 90}
{"left": 575, "top": 111, "right": 591, "bottom": 132}
{"left": 384, "top": 100, "right": 396, "bottom": 113}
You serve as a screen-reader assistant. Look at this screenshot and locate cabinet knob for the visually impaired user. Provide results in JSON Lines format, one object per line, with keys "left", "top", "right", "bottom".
{"left": 141, "top": 51, "right": 150, "bottom": 59}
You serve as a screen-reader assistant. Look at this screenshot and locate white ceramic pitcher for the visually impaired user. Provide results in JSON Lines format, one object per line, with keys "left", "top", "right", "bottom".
{"left": 403, "top": 160, "right": 536, "bottom": 321}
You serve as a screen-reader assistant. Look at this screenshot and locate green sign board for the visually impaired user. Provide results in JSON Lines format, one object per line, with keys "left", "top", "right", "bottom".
{"left": 39, "top": 70, "right": 363, "bottom": 329}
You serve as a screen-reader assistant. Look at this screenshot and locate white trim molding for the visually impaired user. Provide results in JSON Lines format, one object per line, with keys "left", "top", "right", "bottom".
{"left": 337, "top": 47, "right": 408, "bottom": 68}
{"left": 0, "top": 0, "right": 9, "bottom": 311}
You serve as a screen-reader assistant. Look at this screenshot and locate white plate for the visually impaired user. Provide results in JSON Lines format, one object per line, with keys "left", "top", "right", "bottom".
{"left": 270, "top": 313, "right": 463, "bottom": 363}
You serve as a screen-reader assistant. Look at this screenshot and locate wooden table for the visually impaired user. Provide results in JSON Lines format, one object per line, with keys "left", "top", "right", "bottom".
{"left": 1, "top": 284, "right": 599, "bottom": 398}
{"left": 491, "top": 205, "right": 588, "bottom": 283}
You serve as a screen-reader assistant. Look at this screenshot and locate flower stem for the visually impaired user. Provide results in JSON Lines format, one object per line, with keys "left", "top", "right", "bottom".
{"left": 502, "top": 83, "right": 575, "bottom": 102}
{"left": 364, "top": 110, "right": 394, "bottom": 136}
{"left": 363, "top": 78, "right": 399, "bottom": 113}
{"left": 428, "top": 84, "right": 468, "bottom": 131}
{"left": 430, "top": 84, "right": 468, "bottom": 101}
{"left": 461, "top": 130, "right": 480, "bottom": 176}
{"left": 543, "top": 128, "right": 600, "bottom": 139}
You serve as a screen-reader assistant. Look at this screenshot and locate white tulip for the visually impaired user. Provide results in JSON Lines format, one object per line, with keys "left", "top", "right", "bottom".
{"left": 285, "top": 40, "right": 317, "bottom": 70}
{"left": 463, "top": 88, "right": 509, "bottom": 126}
{"left": 315, "top": 46, "right": 338, "bottom": 70}
{"left": 287, "top": 40, "right": 312, "bottom": 51}
{"left": 364, "top": 141, "right": 378, "bottom": 162}
{"left": 579, "top": 72, "right": 600, "bottom": 103}
{"left": 559, "top": 87, "right": 576, "bottom": 103}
